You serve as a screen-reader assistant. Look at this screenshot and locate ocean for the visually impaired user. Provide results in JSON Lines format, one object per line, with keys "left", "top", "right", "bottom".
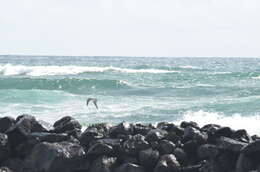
{"left": 0, "top": 56, "right": 260, "bottom": 134}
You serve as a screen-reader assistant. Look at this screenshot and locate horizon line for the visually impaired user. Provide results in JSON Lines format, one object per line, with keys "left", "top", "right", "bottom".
{"left": 0, "top": 54, "right": 259, "bottom": 58}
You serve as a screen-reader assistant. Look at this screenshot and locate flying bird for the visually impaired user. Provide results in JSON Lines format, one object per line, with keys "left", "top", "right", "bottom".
{"left": 86, "top": 98, "right": 98, "bottom": 110}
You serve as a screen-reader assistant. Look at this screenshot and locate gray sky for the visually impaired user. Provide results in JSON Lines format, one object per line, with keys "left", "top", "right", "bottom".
{"left": 0, "top": 0, "right": 259, "bottom": 57}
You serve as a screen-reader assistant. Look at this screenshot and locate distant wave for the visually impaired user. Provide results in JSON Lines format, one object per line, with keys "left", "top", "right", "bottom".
{"left": 0, "top": 78, "right": 133, "bottom": 94}
{"left": 175, "top": 110, "right": 260, "bottom": 135}
{"left": 179, "top": 65, "right": 201, "bottom": 69}
{"left": 0, "top": 64, "right": 178, "bottom": 76}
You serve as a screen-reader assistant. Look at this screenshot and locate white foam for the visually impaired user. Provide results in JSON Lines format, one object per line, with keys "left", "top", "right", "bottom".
{"left": 0, "top": 64, "right": 178, "bottom": 76}
{"left": 175, "top": 110, "right": 260, "bottom": 135}
{"left": 252, "top": 76, "right": 260, "bottom": 80}
{"left": 179, "top": 65, "right": 201, "bottom": 69}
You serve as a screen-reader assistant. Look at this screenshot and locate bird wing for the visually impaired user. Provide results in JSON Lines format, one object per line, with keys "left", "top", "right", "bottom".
{"left": 93, "top": 99, "right": 98, "bottom": 109}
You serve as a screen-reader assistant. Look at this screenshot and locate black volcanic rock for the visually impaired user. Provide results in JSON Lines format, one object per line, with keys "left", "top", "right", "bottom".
{"left": 110, "top": 122, "right": 133, "bottom": 138}
{"left": 154, "top": 154, "right": 180, "bottom": 172}
{"left": 89, "top": 156, "right": 117, "bottom": 172}
{"left": 145, "top": 129, "right": 168, "bottom": 142}
{"left": 87, "top": 143, "right": 114, "bottom": 159}
{"left": 5, "top": 115, "right": 47, "bottom": 149}
{"left": 139, "top": 148, "right": 159, "bottom": 171}
{"left": 0, "top": 133, "right": 10, "bottom": 163}
{"left": 0, "top": 117, "right": 15, "bottom": 133}
{"left": 158, "top": 139, "right": 176, "bottom": 155}
{"left": 25, "top": 141, "right": 86, "bottom": 172}
{"left": 114, "top": 163, "right": 145, "bottom": 172}
{"left": 123, "top": 134, "right": 150, "bottom": 156}
{"left": 53, "top": 116, "right": 82, "bottom": 134}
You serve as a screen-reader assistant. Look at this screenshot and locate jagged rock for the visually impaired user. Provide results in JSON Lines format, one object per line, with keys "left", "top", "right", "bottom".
{"left": 87, "top": 143, "right": 113, "bottom": 159}
{"left": 214, "top": 127, "right": 235, "bottom": 138}
{"left": 89, "top": 156, "right": 117, "bottom": 172}
{"left": 216, "top": 136, "right": 247, "bottom": 153}
{"left": 139, "top": 148, "right": 159, "bottom": 171}
{"left": 5, "top": 115, "right": 47, "bottom": 149}
{"left": 183, "top": 126, "right": 208, "bottom": 144}
{"left": 157, "top": 122, "right": 184, "bottom": 136}
{"left": 183, "top": 140, "right": 200, "bottom": 163}
{"left": 80, "top": 126, "right": 104, "bottom": 148}
{"left": 180, "top": 121, "right": 199, "bottom": 129}
{"left": 158, "top": 139, "right": 176, "bottom": 155}
{"left": 133, "top": 123, "right": 153, "bottom": 136}
{"left": 173, "top": 148, "right": 188, "bottom": 165}
{"left": 145, "top": 129, "right": 168, "bottom": 142}
{"left": 53, "top": 116, "right": 82, "bottom": 133}
{"left": 0, "top": 117, "right": 15, "bottom": 133}
{"left": 0, "top": 134, "right": 9, "bottom": 163}
{"left": 114, "top": 163, "right": 145, "bottom": 172}
{"left": 123, "top": 134, "right": 150, "bottom": 156}
{"left": 241, "top": 140, "right": 260, "bottom": 155}
{"left": 166, "top": 131, "right": 182, "bottom": 144}
{"left": 154, "top": 154, "right": 180, "bottom": 172}
{"left": 110, "top": 122, "right": 133, "bottom": 138}
{"left": 25, "top": 141, "right": 86, "bottom": 172}
{"left": 197, "top": 144, "right": 219, "bottom": 159}
{"left": 232, "top": 129, "right": 252, "bottom": 143}
{"left": 210, "top": 151, "right": 237, "bottom": 172}
{"left": 236, "top": 153, "right": 253, "bottom": 172}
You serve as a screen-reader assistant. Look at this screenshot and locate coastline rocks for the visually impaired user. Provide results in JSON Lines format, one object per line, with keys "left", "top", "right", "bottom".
{"left": 2, "top": 115, "right": 260, "bottom": 172}
{"left": 25, "top": 141, "right": 86, "bottom": 172}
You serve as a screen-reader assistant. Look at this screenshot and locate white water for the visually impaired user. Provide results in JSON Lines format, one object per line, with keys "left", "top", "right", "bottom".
{"left": 0, "top": 64, "right": 178, "bottom": 76}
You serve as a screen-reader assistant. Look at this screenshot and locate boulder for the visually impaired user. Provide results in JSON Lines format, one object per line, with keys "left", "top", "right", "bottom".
{"left": 0, "top": 117, "right": 15, "bottom": 133}
{"left": 0, "top": 134, "right": 9, "bottom": 163}
{"left": 214, "top": 127, "right": 235, "bottom": 138}
{"left": 133, "top": 123, "right": 153, "bottom": 136}
{"left": 197, "top": 144, "right": 219, "bottom": 159}
{"left": 139, "top": 148, "right": 159, "bottom": 171}
{"left": 216, "top": 136, "right": 247, "bottom": 153}
{"left": 158, "top": 140, "right": 176, "bottom": 155}
{"left": 180, "top": 121, "right": 199, "bottom": 129}
{"left": 123, "top": 134, "right": 150, "bottom": 156}
{"left": 110, "top": 122, "right": 133, "bottom": 138}
{"left": 5, "top": 115, "right": 47, "bottom": 148}
{"left": 80, "top": 126, "right": 104, "bottom": 148}
{"left": 53, "top": 116, "right": 82, "bottom": 133}
{"left": 89, "top": 156, "right": 117, "bottom": 172}
{"left": 114, "top": 163, "right": 145, "bottom": 172}
{"left": 183, "top": 126, "right": 207, "bottom": 144}
{"left": 157, "top": 122, "right": 184, "bottom": 136}
{"left": 173, "top": 148, "right": 188, "bottom": 165}
{"left": 232, "top": 129, "right": 252, "bottom": 143}
{"left": 25, "top": 141, "right": 86, "bottom": 172}
{"left": 87, "top": 143, "right": 113, "bottom": 159}
{"left": 145, "top": 129, "right": 168, "bottom": 142}
{"left": 154, "top": 154, "right": 180, "bottom": 172}
{"left": 236, "top": 153, "right": 253, "bottom": 172}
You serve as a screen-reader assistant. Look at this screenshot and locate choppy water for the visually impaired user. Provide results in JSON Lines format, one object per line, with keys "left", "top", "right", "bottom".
{"left": 0, "top": 55, "right": 260, "bottom": 134}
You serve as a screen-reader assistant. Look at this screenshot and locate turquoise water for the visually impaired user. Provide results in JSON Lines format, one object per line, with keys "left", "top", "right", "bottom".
{"left": 0, "top": 56, "right": 260, "bottom": 133}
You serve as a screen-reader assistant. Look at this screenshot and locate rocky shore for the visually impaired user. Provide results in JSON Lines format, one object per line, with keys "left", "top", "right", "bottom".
{"left": 0, "top": 115, "right": 259, "bottom": 172}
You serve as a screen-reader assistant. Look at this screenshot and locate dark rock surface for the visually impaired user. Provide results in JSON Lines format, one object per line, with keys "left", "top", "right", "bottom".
{"left": 1, "top": 115, "right": 260, "bottom": 172}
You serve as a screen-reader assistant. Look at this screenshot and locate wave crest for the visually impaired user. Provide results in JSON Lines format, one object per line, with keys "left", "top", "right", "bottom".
{"left": 0, "top": 64, "right": 178, "bottom": 76}
{"left": 175, "top": 110, "right": 260, "bottom": 135}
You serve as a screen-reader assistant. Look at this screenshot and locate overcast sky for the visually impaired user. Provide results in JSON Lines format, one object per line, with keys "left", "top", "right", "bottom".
{"left": 0, "top": 0, "right": 259, "bottom": 57}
